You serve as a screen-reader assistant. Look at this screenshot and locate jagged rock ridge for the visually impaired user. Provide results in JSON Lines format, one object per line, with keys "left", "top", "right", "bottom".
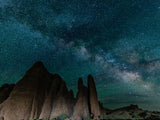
{"left": 0, "top": 62, "right": 159, "bottom": 120}
{"left": 0, "top": 62, "right": 105, "bottom": 120}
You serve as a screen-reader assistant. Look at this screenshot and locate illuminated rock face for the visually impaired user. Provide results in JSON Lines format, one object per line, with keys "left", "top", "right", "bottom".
{"left": 0, "top": 62, "right": 104, "bottom": 120}
{"left": 88, "top": 75, "right": 101, "bottom": 119}
{"left": 71, "top": 78, "right": 90, "bottom": 120}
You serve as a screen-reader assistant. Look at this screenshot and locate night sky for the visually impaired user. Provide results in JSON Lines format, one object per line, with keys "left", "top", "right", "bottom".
{"left": 0, "top": 0, "right": 160, "bottom": 111}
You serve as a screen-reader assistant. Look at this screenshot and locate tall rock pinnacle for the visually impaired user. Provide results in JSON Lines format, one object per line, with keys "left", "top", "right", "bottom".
{"left": 71, "top": 78, "right": 90, "bottom": 120}
{"left": 88, "top": 75, "right": 101, "bottom": 119}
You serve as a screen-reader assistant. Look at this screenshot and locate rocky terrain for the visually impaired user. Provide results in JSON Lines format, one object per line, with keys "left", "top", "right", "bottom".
{"left": 101, "top": 104, "right": 160, "bottom": 120}
{"left": 0, "top": 62, "right": 159, "bottom": 120}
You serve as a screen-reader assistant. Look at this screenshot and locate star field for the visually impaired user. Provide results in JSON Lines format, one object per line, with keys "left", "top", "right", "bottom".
{"left": 0, "top": 0, "right": 160, "bottom": 110}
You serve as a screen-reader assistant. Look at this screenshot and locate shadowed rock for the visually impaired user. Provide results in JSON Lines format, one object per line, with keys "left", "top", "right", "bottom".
{"left": 0, "top": 62, "right": 110, "bottom": 120}
{"left": 0, "top": 62, "right": 159, "bottom": 120}
{"left": 39, "top": 74, "right": 63, "bottom": 119}
{"left": 50, "top": 80, "right": 75, "bottom": 119}
{"left": 0, "top": 61, "right": 54, "bottom": 120}
{"left": 0, "top": 84, "right": 15, "bottom": 104}
{"left": 0, "top": 62, "right": 75, "bottom": 120}
{"left": 71, "top": 78, "right": 90, "bottom": 120}
{"left": 88, "top": 75, "right": 101, "bottom": 119}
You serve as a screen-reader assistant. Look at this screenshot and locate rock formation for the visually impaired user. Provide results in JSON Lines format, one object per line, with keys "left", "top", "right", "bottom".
{"left": 0, "top": 62, "right": 54, "bottom": 120}
{"left": 39, "top": 74, "right": 75, "bottom": 119}
{"left": 103, "top": 104, "right": 160, "bottom": 120}
{"left": 0, "top": 62, "right": 159, "bottom": 120}
{"left": 71, "top": 78, "right": 90, "bottom": 120}
{"left": 88, "top": 75, "right": 101, "bottom": 119}
{"left": 0, "top": 61, "right": 105, "bottom": 120}
{"left": 49, "top": 80, "right": 75, "bottom": 119}
{"left": 0, "top": 84, "right": 15, "bottom": 104}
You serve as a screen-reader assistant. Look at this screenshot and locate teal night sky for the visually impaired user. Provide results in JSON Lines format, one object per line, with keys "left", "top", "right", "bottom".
{"left": 0, "top": 0, "right": 160, "bottom": 111}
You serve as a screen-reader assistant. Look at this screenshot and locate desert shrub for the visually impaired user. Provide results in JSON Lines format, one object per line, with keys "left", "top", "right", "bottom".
{"left": 56, "top": 114, "right": 68, "bottom": 120}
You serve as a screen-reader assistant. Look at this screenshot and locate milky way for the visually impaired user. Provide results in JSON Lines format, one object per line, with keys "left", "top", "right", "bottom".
{"left": 0, "top": 0, "right": 160, "bottom": 110}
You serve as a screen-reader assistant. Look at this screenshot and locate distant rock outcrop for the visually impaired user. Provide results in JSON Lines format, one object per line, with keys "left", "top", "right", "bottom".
{"left": 0, "top": 61, "right": 105, "bottom": 120}
{"left": 104, "top": 104, "right": 160, "bottom": 120}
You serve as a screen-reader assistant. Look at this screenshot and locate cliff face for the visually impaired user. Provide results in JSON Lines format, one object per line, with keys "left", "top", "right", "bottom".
{"left": 0, "top": 62, "right": 104, "bottom": 120}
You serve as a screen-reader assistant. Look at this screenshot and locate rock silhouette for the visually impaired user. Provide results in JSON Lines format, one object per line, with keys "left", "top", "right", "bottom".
{"left": 0, "top": 62, "right": 104, "bottom": 120}
{"left": 0, "top": 62, "right": 159, "bottom": 120}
